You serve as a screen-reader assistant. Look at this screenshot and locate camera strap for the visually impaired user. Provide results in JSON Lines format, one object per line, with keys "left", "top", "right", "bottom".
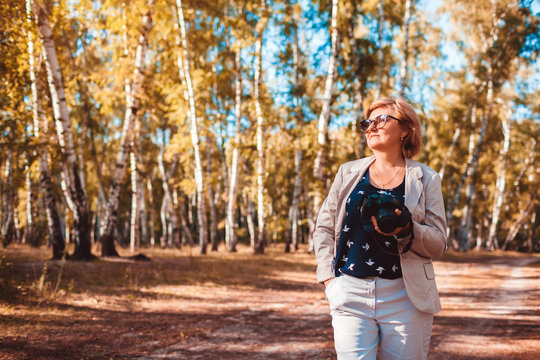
{"left": 398, "top": 221, "right": 414, "bottom": 255}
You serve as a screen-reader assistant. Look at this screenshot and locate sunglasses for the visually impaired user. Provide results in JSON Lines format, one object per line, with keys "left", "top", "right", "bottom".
{"left": 360, "top": 114, "right": 401, "bottom": 133}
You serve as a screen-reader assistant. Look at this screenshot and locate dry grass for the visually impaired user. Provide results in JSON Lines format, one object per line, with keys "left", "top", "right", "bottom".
{"left": 1, "top": 243, "right": 539, "bottom": 360}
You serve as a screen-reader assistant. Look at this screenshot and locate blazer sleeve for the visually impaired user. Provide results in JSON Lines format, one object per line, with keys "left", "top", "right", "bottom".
{"left": 313, "top": 165, "right": 344, "bottom": 283}
{"left": 408, "top": 171, "right": 447, "bottom": 259}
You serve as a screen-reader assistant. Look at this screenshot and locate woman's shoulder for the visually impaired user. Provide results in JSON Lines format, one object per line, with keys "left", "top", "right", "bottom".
{"left": 340, "top": 156, "right": 375, "bottom": 173}
{"left": 406, "top": 159, "right": 439, "bottom": 180}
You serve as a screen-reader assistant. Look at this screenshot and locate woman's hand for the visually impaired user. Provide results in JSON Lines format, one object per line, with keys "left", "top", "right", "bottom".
{"left": 323, "top": 277, "right": 335, "bottom": 288}
{"left": 370, "top": 208, "right": 411, "bottom": 237}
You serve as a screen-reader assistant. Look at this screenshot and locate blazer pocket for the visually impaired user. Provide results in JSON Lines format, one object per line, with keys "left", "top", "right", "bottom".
{"left": 423, "top": 262, "right": 436, "bottom": 280}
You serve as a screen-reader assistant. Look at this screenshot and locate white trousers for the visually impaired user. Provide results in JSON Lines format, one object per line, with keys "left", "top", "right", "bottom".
{"left": 325, "top": 274, "right": 433, "bottom": 360}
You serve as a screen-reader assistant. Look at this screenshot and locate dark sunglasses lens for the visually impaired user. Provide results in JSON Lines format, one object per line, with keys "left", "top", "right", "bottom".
{"left": 360, "top": 120, "right": 371, "bottom": 132}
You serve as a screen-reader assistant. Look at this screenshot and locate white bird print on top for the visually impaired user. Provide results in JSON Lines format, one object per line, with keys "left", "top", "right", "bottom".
{"left": 358, "top": 190, "right": 365, "bottom": 195}
{"left": 348, "top": 263, "right": 355, "bottom": 271}
{"left": 343, "top": 225, "right": 350, "bottom": 232}
{"left": 341, "top": 256, "right": 348, "bottom": 262}
{"left": 365, "top": 259, "right": 374, "bottom": 266}
{"left": 346, "top": 197, "right": 351, "bottom": 204}
{"left": 392, "top": 264, "right": 399, "bottom": 272}
{"left": 377, "top": 190, "right": 389, "bottom": 195}
{"left": 376, "top": 266, "right": 385, "bottom": 274}
{"left": 362, "top": 243, "right": 370, "bottom": 251}
{"left": 347, "top": 240, "right": 353, "bottom": 248}
{"left": 385, "top": 241, "right": 391, "bottom": 247}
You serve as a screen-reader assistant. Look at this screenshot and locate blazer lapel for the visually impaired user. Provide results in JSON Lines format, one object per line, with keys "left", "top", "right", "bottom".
{"left": 405, "top": 158, "right": 424, "bottom": 215}
{"left": 334, "top": 157, "right": 375, "bottom": 237}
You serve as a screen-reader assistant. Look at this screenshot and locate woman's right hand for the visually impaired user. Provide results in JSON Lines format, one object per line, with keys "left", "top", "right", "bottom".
{"left": 323, "top": 277, "right": 335, "bottom": 288}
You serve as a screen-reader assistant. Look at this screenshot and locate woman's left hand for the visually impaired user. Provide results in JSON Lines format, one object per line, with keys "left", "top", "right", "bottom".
{"left": 370, "top": 208, "right": 410, "bottom": 237}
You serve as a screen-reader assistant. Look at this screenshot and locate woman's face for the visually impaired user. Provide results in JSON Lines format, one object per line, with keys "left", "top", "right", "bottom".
{"left": 364, "top": 107, "right": 406, "bottom": 154}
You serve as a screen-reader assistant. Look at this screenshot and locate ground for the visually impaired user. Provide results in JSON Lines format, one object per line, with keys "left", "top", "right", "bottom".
{"left": 0, "top": 244, "right": 539, "bottom": 359}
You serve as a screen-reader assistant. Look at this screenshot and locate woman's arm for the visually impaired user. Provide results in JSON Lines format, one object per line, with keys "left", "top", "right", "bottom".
{"left": 313, "top": 165, "right": 344, "bottom": 283}
{"left": 408, "top": 172, "right": 447, "bottom": 259}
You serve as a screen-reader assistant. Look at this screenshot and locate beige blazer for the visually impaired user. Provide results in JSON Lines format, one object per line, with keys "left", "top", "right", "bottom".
{"left": 313, "top": 156, "right": 447, "bottom": 314}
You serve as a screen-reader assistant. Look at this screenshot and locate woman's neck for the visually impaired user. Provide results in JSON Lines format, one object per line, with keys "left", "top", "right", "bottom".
{"left": 371, "top": 150, "right": 405, "bottom": 168}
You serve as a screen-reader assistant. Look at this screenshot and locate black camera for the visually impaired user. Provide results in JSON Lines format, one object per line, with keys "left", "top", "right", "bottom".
{"left": 360, "top": 193, "right": 410, "bottom": 234}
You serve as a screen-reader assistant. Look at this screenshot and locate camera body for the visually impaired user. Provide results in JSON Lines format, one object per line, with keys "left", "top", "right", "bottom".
{"left": 360, "top": 193, "right": 408, "bottom": 234}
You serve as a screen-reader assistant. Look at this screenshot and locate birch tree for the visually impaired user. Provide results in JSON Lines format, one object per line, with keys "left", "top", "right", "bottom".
{"left": 32, "top": 0, "right": 92, "bottom": 260}
{"left": 225, "top": 49, "right": 243, "bottom": 252}
{"left": 175, "top": 0, "right": 208, "bottom": 254}
{"left": 311, "top": 0, "right": 339, "bottom": 252}
{"left": 26, "top": 0, "right": 64, "bottom": 258}
{"left": 398, "top": 0, "right": 412, "bottom": 97}
{"left": 100, "top": 0, "right": 155, "bottom": 256}
{"left": 374, "top": 0, "right": 384, "bottom": 99}
{"left": 486, "top": 107, "right": 511, "bottom": 250}
{"left": 253, "top": 0, "right": 269, "bottom": 255}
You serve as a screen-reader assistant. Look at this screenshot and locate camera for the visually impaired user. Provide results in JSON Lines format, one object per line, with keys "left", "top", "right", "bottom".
{"left": 360, "top": 193, "right": 410, "bottom": 234}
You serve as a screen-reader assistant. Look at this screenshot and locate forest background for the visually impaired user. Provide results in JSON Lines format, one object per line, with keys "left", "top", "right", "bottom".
{"left": 1, "top": 0, "right": 539, "bottom": 260}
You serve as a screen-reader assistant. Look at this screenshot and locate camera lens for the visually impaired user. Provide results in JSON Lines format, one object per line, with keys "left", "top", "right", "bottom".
{"left": 377, "top": 209, "right": 398, "bottom": 233}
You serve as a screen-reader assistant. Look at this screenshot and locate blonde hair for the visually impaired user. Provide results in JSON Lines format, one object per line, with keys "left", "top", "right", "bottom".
{"left": 366, "top": 97, "right": 422, "bottom": 158}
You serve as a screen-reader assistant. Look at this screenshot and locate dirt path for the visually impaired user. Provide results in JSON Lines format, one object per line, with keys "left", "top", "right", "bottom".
{"left": 1, "top": 246, "right": 539, "bottom": 359}
{"left": 429, "top": 255, "right": 540, "bottom": 359}
{"left": 132, "top": 254, "right": 540, "bottom": 360}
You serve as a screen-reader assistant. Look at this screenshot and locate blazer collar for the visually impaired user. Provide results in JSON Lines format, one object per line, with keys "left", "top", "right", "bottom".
{"left": 341, "top": 156, "right": 424, "bottom": 213}
{"left": 404, "top": 158, "right": 424, "bottom": 214}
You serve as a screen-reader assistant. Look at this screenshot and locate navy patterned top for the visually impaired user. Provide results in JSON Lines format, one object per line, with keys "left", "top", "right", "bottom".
{"left": 334, "top": 169, "right": 405, "bottom": 280}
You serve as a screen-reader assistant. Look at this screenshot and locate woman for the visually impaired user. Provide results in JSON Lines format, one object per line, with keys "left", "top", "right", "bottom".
{"left": 313, "top": 97, "right": 447, "bottom": 360}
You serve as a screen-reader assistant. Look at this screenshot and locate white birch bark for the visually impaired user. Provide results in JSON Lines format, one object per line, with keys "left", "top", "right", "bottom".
{"left": 205, "top": 142, "right": 218, "bottom": 251}
{"left": 1, "top": 148, "right": 15, "bottom": 244}
{"left": 375, "top": 0, "right": 384, "bottom": 99}
{"left": 129, "top": 141, "right": 139, "bottom": 253}
{"left": 100, "top": 0, "right": 155, "bottom": 256}
{"left": 33, "top": 0, "right": 91, "bottom": 259}
{"left": 311, "top": 0, "right": 339, "bottom": 252}
{"left": 146, "top": 175, "right": 156, "bottom": 246}
{"left": 347, "top": 22, "right": 366, "bottom": 159}
{"left": 448, "top": 79, "right": 494, "bottom": 249}
{"left": 398, "top": 0, "right": 412, "bottom": 97}
{"left": 288, "top": 149, "right": 302, "bottom": 252}
{"left": 26, "top": 0, "right": 65, "bottom": 260}
{"left": 486, "top": 109, "right": 511, "bottom": 250}
{"left": 158, "top": 146, "right": 181, "bottom": 247}
{"left": 175, "top": 0, "right": 208, "bottom": 254}
{"left": 226, "top": 49, "right": 242, "bottom": 252}
{"left": 254, "top": 0, "right": 269, "bottom": 254}
{"left": 287, "top": 20, "right": 303, "bottom": 253}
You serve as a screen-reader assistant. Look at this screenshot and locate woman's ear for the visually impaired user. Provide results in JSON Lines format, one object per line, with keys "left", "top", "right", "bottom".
{"left": 400, "top": 131, "right": 408, "bottom": 141}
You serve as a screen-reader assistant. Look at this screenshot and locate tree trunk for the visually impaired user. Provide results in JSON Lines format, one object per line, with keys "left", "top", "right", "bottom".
{"left": 206, "top": 144, "right": 218, "bottom": 251}
{"left": 1, "top": 148, "right": 15, "bottom": 246}
{"left": 439, "top": 81, "right": 487, "bottom": 180}
{"left": 253, "top": 0, "right": 269, "bottom": 255}
{"left": 447, "top": 79, "right": 494, "bottom": 245}
{"left": 347, "top": 22, "right": 366, "bottom": 159}
{"left": 375, "top": 0, "right": 384, "bottom": 99}
{"left": 158, "top": 146, "right": 182, "bottom": 248}
{"left": 33, "top": 1, "right": 92, "bottom": 260}
{"left": 311, "top": 0, "right": 339, "bottom": 253}
{"left": 287, "top": 19, "right": 303, "bottom": 253}
{"left": 287, "top": 150, "right": 302, "bottom": 253}
{"left": 502, "top": 191, "right": 538, "bottom": 250}
{"left": 226, "top": 49, "right": 242, "bottom": 253}
{"left": 100, "top": 0, "right": 155, "bottom": 256}
{"left": 486, "top": 109, "right": 511, "bottom": 250}
{"left": 245, "top": 193, "right": 256, "bottom": 249}
{"left": 146, "top": 175, "right": 156, "bottom": 246}
{"left": 175, "top": 0, "right": 208, "bottom": 254}
{"left": 26, "top": 1, "right": 64, "bottom": 257}
{"left": 398, "top": 0, "right": 412, "bottom": 97}
{"left": 129, "top": 146, "right": 140, "bottom": 253}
